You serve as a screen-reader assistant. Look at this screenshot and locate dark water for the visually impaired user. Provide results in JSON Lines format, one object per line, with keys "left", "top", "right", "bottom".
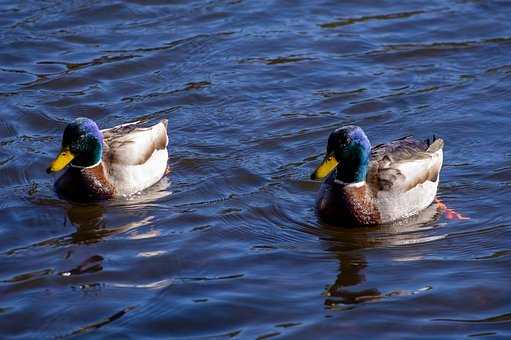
{"left": 1, "top": 0, "right": 511, "bottom": 338}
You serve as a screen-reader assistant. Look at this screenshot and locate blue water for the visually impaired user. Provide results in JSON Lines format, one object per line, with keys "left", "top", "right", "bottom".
{"left": 1, "top": 0, "right": 511, "bottom": 338}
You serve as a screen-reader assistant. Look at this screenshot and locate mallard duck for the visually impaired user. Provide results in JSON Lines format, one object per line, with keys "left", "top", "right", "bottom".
{"left": 46, "top": 117, "right": 169, "bottom": 201}
{"left": 310, "top": 125, "right": 443, "bottom": 225}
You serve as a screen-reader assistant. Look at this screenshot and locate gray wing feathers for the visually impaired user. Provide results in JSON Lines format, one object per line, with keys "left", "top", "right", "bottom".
{"left": 102, "top": 120, "right": 168, "bottom": 166}
{"left": 369, "top": 136, "right": 444, "bottom": 192}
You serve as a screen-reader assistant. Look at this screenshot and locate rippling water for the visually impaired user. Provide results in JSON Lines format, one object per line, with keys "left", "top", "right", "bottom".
{"left": 1, "top": 0, "right": 511, "bottom": 338}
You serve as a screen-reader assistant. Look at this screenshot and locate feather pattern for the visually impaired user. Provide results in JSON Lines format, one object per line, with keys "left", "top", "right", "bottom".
{"left": 102, "top": 120, "right": 168, "bottom": 166}
{"left": 314, "top": 131, "right": 444, "bottom": 225}
{"left": 367, "top": 136, "right": 443, "bottom": 193}
{"left": 54, "top": 119, "right": 169, "bottom": 200}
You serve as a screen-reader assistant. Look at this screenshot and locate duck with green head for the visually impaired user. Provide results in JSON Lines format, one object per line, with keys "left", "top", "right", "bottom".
{"left": 310, "top": 125, "right": 444, "bottom": 225}
{"left": 47, "top": 117, "right": 169, "bottom": 201}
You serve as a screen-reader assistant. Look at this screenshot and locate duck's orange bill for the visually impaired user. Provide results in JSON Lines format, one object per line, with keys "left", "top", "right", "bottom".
{"left": 46, "top": 147, "right": 75, "bottom": 173}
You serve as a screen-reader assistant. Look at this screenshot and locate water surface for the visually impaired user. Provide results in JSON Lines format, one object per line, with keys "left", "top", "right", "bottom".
{"left": 1, "top": 0, "right": 511, "bottom": 338}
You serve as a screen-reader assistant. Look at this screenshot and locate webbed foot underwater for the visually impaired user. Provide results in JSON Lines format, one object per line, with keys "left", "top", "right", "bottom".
{"left": 47, "top": 117, "right": 169, "bottom": 201}
{"left": 311, "top": 125, "right": 444, "bottom": 226}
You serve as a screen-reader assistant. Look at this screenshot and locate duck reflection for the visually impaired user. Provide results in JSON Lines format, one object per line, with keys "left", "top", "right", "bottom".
{"left": 6, "top": 179, "right": 172, "bottom": 282}
{"left": 27, "top": 177, "right": 172, "bottom": 246}
{"left": 66, "top": 203, "right": 107, "bottom": 243}
{"left": 65, "top": 202, "right": 163, "bottom": 244}
{"left": 67, "top": 177, "right": 171, "bottom": 243}
{"left": 324, "top": 252, "right": 378, "bottom": 306}
{"left": 320, "top": 203, "right": 444, "bottom": 308}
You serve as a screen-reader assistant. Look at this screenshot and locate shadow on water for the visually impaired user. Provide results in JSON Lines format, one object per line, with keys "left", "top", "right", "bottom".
{"left": 6, "top": 177, "right": 172, "bottom": 257}
{"left": 319, "top": 203, "right": 444, "bottom": 308}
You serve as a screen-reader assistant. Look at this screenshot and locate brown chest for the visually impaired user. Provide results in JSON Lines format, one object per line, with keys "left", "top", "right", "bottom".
{"left": 317, "top": 181, "right": 381, "bottom": 226}
{"left": 54, "top": 163, "right": 116, "bottom": 201}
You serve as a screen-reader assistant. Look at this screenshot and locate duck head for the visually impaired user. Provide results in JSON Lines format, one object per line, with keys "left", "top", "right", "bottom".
{"left": 311, "top": 125, "right": 371, "bottom": 183}
{"left": 47, "top": 118, "right": 103, "bottom": 173}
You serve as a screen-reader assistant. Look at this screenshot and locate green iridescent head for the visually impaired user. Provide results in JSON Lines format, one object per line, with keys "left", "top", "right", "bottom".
{"left": 311, "top": 125, "right": 372, "bottom": 183}
{"left": 46, "top": 118, "right": 103, "bottom": 173}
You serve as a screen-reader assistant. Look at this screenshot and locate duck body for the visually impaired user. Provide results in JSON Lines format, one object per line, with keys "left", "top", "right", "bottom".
{"left": 48, "top": 118, "right": 169, "bottom": 201}
{"left": 311, "top": 126, "right": 443, "bottom": 226}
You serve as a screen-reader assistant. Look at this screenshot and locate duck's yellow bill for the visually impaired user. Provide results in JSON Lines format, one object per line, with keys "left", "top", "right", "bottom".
{"left": 46, "top": 147, "right": 75, "bottom": 173}
{"left": 310, "top": 153, "right": 338, "bottom": 180}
